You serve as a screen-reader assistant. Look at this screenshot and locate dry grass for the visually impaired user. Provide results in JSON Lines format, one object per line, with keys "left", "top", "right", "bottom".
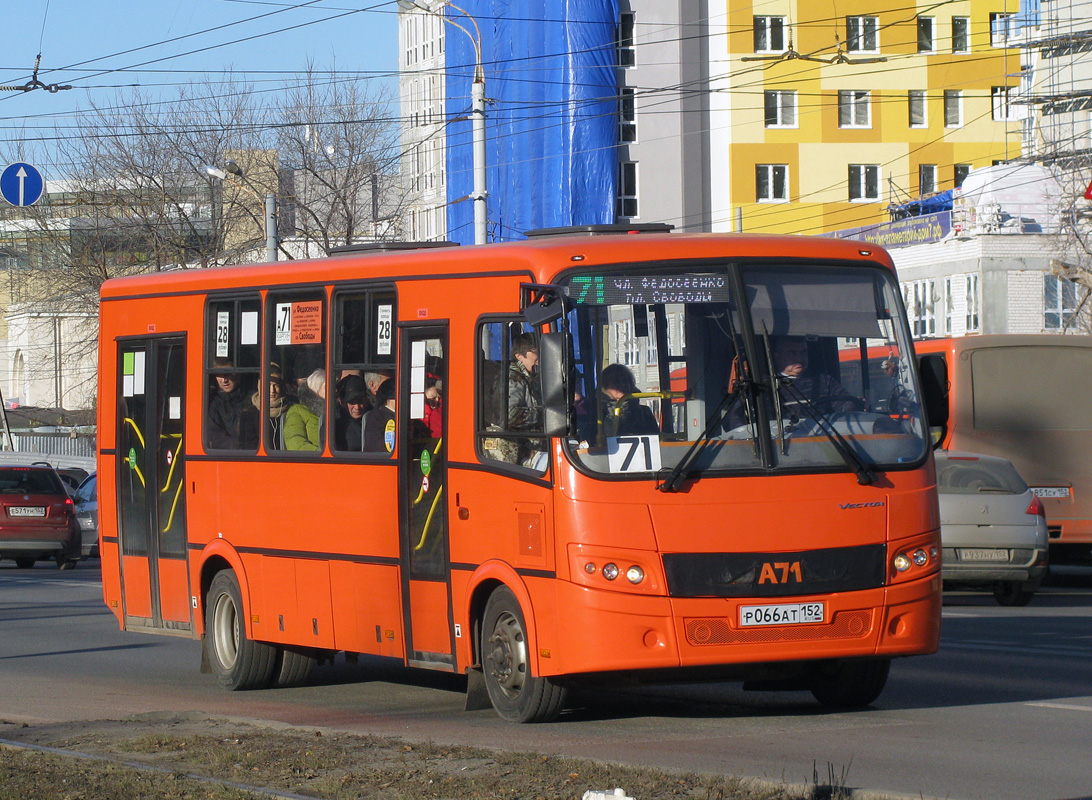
{"left": 0, "top": 716, "right": 864, "bottom": 800}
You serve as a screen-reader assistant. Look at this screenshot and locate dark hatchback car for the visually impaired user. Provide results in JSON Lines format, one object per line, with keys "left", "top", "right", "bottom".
{"left": 0, "top": 465, "right": 81, "bottom": 569}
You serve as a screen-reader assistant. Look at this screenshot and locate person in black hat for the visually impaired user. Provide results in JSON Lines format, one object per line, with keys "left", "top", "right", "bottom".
{"left": 334, "top": 374, "right": 369, "bottom": 451}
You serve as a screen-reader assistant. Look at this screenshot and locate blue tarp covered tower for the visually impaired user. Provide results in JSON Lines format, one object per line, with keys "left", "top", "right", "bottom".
{"left": 445, "top": 0, "right": 620, "bottom": 244}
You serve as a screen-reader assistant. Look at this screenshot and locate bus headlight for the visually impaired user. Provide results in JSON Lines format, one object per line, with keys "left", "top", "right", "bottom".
{"left": 626, "top": 566, "right": 645, "bottom": 584}
{"left": 893, "top": 554, "right": 912, "bottom": 572}
{"left": 602, "top": 563, "right": 619, "bottom": 581}
{"left": 912, "top": 549, "right": 929, "bottom": 566}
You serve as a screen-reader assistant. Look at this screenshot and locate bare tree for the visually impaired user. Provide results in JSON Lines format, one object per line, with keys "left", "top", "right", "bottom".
{"left": 1050, "top": 156, "right": 1092, "bottom": 332}
{"left": 274, "top": 64, "right": 404, "bottom": 256}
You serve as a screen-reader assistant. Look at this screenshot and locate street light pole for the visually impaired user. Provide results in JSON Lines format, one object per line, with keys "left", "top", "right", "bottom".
{"left": 410, "top": 0, "right": 487, "bottom": 245}
{"left": 205, "top": 160, "right": 279, "bottom": 261}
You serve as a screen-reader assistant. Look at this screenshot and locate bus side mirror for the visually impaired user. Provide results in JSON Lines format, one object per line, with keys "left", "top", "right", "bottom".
{"left": 538, "top": 332, "right": 570, "bottom": 437}
{"left": 917, "top": 353, "right": 949, "bottom": 429}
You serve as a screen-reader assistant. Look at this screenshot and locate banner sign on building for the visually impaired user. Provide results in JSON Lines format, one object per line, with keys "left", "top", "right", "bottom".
{"left": 830, "top": 211, "right": 951, "bottom": 250}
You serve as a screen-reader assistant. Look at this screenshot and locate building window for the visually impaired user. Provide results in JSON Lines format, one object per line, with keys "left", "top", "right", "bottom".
{"left": 756, "top": 164, "right": 789, "bottom": 202}
{"left": 849, "top": 164, "right": 880, "bottom": 201}
{"left": 846, "top": 16, "right": 878, "bottom": 53}
{"left": 753, "top": 16, "right": 785, "bottom": 52}
{"left": 992, "top": 86, "right": 1013, "bottom": 120}
{"left": 909, "top": 90, "right": 927, "bottom": 127}
{"left": 990, "top": 12, "right": 1014, "bottom": 47}
{"left": 904, "top": 279, "right": 937, "bottom": 337}
{"left": 617, "top": 161, "right": 638, "bottom": 218}
{"left": 919, "top": 164, "right": 937, "bottom": 195}
{"left": 917, "top": 17, "right": 935, "bottom": 52}
{"left": 764, "top": 90, "right": 797, "bottom": 127}
{"left": 966, "top": 274, "right": 980, "bottom": 332}
{"left": 944, "top": 90, "right": 962, "bottom": 127}
{"left": 952, "top": 17, "right": 969, "bottom": 53}
{"left": 617, "top": 12, "right": 635, "bottom": 67}
{"left": 1044, "top": 275, "right": 1082, "bottom": 331}
{"left": 954, "top": 164, "right": 972, "bottom": 188}
{"left": 619, "top": 87, "right": 636, "bottom": 142}
{"left": 839, "top": 90, "right": 871, "bottom": 128}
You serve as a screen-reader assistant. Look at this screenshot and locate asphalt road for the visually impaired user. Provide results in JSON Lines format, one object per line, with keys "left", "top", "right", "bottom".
{"left": 1, "top": 561, "right": 1090, "bottom": 800}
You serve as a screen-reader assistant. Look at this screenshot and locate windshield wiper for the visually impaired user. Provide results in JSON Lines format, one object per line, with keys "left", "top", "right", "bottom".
{"left": 778, "top": 380, "right": 876, "bottom": 486}
{"left": 657, "top": 378, "right": 751, "bottom": 493}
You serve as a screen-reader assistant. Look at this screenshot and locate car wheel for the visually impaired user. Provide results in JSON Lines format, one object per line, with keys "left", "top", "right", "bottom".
{"left": 205, "top": 570, "right": 276, "bottom": 690}
{"left": 270, "top": 646, "right": 317, "bottom": 688}
{"left": 480, "top": 586, "right": 566, "bottom": 723}
{"left": 993, "top": 581, "right": 1034, "bottom": 607}
{"left": 809, "top": 658, "right": 891, "bottom": 708}
{"left": 14, "top": 558, "right": 35, "bottom": 569}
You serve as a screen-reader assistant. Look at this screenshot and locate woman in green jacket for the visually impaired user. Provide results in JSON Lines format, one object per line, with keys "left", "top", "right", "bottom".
{"left": 285, "top": 368, "right": 326, "bottom": 451}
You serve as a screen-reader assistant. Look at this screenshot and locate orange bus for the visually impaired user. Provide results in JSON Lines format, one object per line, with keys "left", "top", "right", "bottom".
{"left": 914, "top": 335, "right": 1092, "bottom": 561}
{"left": 97, "top": 228, "right": 942, "bottom": 722}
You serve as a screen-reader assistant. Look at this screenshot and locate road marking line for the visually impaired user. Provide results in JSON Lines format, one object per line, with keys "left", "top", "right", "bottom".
{"left": 1025, "top": 702, "right": 1092, "bottom": 713}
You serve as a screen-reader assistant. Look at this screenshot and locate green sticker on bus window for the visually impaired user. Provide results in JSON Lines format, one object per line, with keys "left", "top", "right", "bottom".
{"left": 420, "top": 449, "right": 431, "bottom": 476}
{"left": 123, "top": 352, "right": 135, "bottom": 376}
{"left": 128, "top": 447, "right": 137, "bottom": 467}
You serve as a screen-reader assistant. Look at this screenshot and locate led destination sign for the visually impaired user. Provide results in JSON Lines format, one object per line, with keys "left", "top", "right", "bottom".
{"left": 567, "top": 274, "right": 732, "bottom": 305}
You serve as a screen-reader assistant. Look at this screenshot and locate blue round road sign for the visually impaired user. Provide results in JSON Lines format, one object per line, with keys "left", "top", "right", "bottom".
{"left": 0, "top": 162, "right": 45, "bottom": 207}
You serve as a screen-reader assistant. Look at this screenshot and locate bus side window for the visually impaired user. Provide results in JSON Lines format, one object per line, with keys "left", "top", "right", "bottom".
{"left": 331, "top": 289, "right": 397, "bottom": 455}
{"left": 267, "top": 291, "right": 327, "bottom": 455}
{"left": 205, "top": 297, "right": 261, "bottom": 452}
{"left": 477, "top": 320, "right": 547, "bottom": 472}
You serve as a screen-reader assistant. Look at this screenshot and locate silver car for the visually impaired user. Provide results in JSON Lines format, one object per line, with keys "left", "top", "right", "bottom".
{"left": 936, "top": 451, "right": 1049, "bottom": 605}
{"left": 73, "top": 473, "right": 98, "bottom": 558}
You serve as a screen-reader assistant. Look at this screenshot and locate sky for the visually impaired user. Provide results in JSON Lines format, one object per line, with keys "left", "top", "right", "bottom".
{"left": 0, "top": 0, "right": 399, "bottom": 163}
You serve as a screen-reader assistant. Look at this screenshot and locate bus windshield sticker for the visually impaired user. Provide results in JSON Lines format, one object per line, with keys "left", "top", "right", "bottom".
{"left": 216, "top": 311, "right": 230, "bottom": 357}
{"left": 169, "top": 396, "right": 181, "bottom": 420}
{"left": 567, "top": 274, "right": 731, "bottom": 306}
{"left": 608, "top": 434, "right": 662, "bottom": 474}
{"left": 240, "top": 311, "right": 259, "bottom": 346}
{"left": 133, "top": 350, "right": 146, "bottom": 395}
{"left": 275, "top": 303, "right": 291, "bottom": 345}
{"left": 377, "top": 304, "right": 393, "bottom": 355}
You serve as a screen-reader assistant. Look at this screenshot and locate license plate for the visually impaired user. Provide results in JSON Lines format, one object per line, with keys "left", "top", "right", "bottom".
{"left": 960, "top": 548, "right": 1009, "bottom": 562}
{"left": 1032, "top": 487, "right": 1070, "bottom": 499}
{"left": 739, "top": 602, "right": 825, "bottom": 627}
{"left": 8, "top": 506, "right": 46, "bottom": 517}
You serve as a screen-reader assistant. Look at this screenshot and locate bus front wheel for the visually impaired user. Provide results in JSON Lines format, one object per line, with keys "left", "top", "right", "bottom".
{"left": 480, "top": 586, "right": 566, "bottom": 723}
{"left": 808, "top": 657, "right": 890, "bottom": 708}
{"left": 206, "top": 570, "right": 277, "bottom": 690}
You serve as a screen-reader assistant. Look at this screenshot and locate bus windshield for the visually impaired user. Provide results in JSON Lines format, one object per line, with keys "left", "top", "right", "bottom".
{"left": 560, "top": 261, "right": 928, "bottom": 479}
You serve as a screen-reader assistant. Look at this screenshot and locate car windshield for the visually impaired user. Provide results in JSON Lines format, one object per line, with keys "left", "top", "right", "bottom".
{"left": 559, "top": 261, "right": 928, "bottom": 480}
{"left": 0, "top": 468, "right": 65, "bottom": 494}
{"left": 936, "top": 455, "right": 1028, "bottom": 494}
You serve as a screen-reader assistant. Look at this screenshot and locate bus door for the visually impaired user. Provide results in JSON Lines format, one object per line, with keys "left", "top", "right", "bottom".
{"left": 115, "top": 337, "right": 191, "bottom": 632}
{"left": 397, "top": 325, "right": 453, "bottom": 669}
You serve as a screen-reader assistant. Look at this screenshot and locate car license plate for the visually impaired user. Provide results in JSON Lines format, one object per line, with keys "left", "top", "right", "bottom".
{"left": 8, "top": 506, "right": 46, "bottom": 517}
{"left": 1032, "top": 487, "right": 1070, "bottom": 499}
{"left": 960, "top": 548, "right": 1009, "bottom": 562}
{"left": 739, "top": 602, "right": 824, "bottom": 627}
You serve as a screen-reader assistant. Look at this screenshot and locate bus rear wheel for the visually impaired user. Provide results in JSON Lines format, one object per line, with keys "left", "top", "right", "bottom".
{"left": 206, "top": 570, "right": 276, "bottom": 690}
{"left": 271, "top": 646, "right": 317, "bottom": 688}
{"left": 808, "top": 657, "right": 890, "bottom": 708}
{"left": 481, "top": 586, "right": 566, "bottom": 723}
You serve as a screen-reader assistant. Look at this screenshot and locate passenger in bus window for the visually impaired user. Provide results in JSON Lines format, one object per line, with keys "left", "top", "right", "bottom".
{"left": 334, "top": 375, "right": 368, "bottom": 451}
{"left": 363, "top": 378, "right": 397, "bottom": 454}
{"left": 507, "top": 334, "right": 542, "bottom": 430}
{"left": 363, "top": 370, "right": 393, "bottom": 409}
{"left": 284, "top": 368, "right": 326, "bottom": 451}
{"left": 207, "top": 358, "right": 254, "bottom": 450}
{"left": 253, "top": 364, "right": 295, "bottom": 451}
{"left": 600, "top": 363, "right": 659, "bottom": 438}
{"left": 770, "top": 336, "right": 860, "bottom": 416}
{"left": 421, "top": 376, "right": 443, "bottom": 438}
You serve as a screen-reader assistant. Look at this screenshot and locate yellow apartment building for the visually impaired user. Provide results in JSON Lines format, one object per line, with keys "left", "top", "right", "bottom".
{"left": 708, "top": 0, "right": 1021, "bottom": 235}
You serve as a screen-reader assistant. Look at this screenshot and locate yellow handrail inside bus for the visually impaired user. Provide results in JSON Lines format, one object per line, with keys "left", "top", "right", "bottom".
{"left": 414, "top": 484, "right": 444, "bottom": 552}
{"left": 123, "top": 417, "right": 146, "bottom": 448}
{"left": 162, "top": 478, "right": 184, "bottom": 533}
{"left": 160, "top": 435, "right": 183, "bottom": 495}
{"left": 124, "top": 457, "right": 146, "bottom": 488}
